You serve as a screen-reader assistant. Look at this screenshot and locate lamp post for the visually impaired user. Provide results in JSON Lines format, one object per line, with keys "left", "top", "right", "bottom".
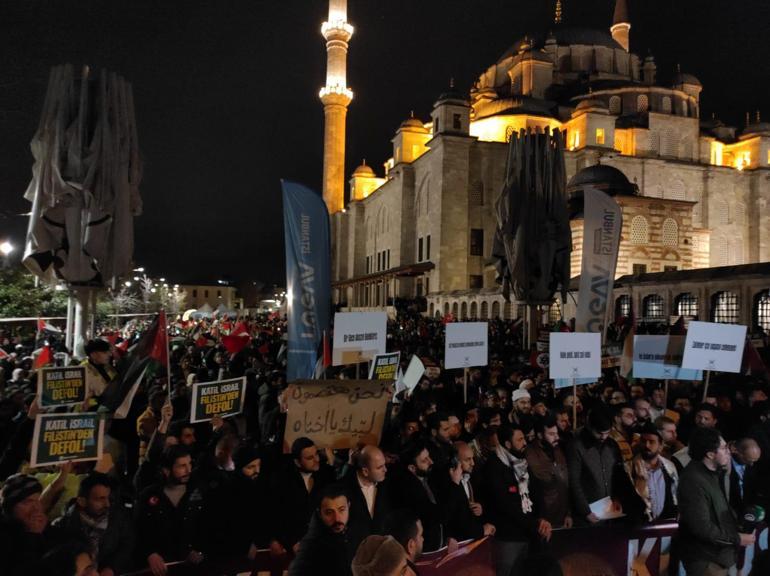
{"left": 0, "top": 241, "right": 14, "bottom": 268}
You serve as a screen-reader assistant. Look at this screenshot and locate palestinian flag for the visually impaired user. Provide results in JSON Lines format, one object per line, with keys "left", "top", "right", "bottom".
{"left": 101, "top": 312, "right": 168, "bottom": 418}
{"left": 37, "top": 319, "right": 62, "bottom": 334}
{"left": 32, "top": 344, "right": 53, "bottom": 369}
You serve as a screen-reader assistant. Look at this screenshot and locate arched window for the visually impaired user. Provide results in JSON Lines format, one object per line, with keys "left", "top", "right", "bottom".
{"left": 733, "top": 202, "right": 746, "bottom": 226}
{"left": 444, "top": 302, "right": 450, "bottom": 316}
{"left": 637, "top": 94, "right": 649, "bottom": 112}
{"left": 643, "top": 294, "right": 665, "bottom": 320}
{"left": 675, "top": 293, "right": 699, "bottom": 317}
{"left": 461, "top": 302, "right": 468, "bottom": 320}
{"left": 713, "top": 199, "right": 729, "bottom": 226}
{"left": 662, "top": 96, "right": 672, "bottom": 114}
{"left": 470, "top": 302, "right": 478, "bottom": 319}
{"left": 435, "top": 308, "right": 442, "bottom": 319}
{"left": 609, "top": 96, "right": 621, "bottom": 114}
{"left": 730, "top": 237, "right": 744, "bottom": 265}
{"left": 711, "top": 236, "right": 729, "bottom": 267}
{"left": 492, "top": 301, "right": 501, "bottom": 319}
{"left": 680, "top": 100, "right": 689, "bottom": 116}
{"left": 662, "top": 218, "right": 679, "bottom": 246}
{"left": 480, "top": 301, "right": 489, "bottom": 319}
{"left": 754, "top": 290, "right": 770, "bottom": 333}
{"left": 504, "top": 301, "right": 513, "bottom": 320}
{"left": 429, "top": 303, "right": 434, "bottom": 317}
{"left": 452, "top": 302, "right": 459, "bottom": 317}
{"left": 549, "top": 300, "right": 562, "bottom": 324}
{"left": 711, "top": 291, "right": 739, "bottom": 324}
{"left": 615, "top": 295, "right": 632, "bottom": 320}
{"left": 630, "top": 216, "right": 650, "bottom": 245}
{"left": 665, "top": 180, "right": 686, "bottom": 200}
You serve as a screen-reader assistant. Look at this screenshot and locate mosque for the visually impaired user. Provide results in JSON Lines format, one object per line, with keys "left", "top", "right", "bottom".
{"left": 319, "top": 0, "right": 770, "bottom": 332}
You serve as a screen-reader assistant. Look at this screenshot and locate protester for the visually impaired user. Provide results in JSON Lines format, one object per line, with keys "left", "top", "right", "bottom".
{"left": 345, "top": 445, "right": 391, "bottom": 552}
{"left": 352, "top": 534, "right": 414, "bottom": 576}
{"left": 526, "top": 413, "right": 572, "bottom": 528}
{"left": 624, "top": 422, "right": 678, "bottom": 523}
{"left": 384, "top": 509, "right": 423, "bottom": 573}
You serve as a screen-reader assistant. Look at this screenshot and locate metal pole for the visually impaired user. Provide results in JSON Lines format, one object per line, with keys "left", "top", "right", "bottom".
{"left": 572, "top": 379, "right": 578, "bottom": 431}
{"left": 464, "top": 367, "right": 469, "bottom": 405}
{"left": 702, "top": 370, "right": 711, "bottom": 402}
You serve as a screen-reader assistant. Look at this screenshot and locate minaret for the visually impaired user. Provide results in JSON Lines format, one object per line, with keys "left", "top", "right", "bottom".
{"left": 611, "top": 0, "right": 631, "bottom": 52}
{"left": 320, "top": 0, "right": 354, "bottom": 215}
{"left": 554, "top": 0, "right": 563, "bottom": 24}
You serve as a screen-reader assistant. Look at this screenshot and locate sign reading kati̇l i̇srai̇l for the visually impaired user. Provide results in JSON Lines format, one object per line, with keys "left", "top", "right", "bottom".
{"left": 31, "top": 412, "right": 105, "bottom": 467}
{"left": 549, "top": 332, "right": 602, "bottom": 380}
{"left": 444, "top": 322, "right": 489, "bottom": 370}
{"left": 332, "top": 312, "right": 387, "bottom": 366}
{"left": 681, "top": 321, "right": 747, "bottom": 373}
{"left": 38, "top": 366, "right": 87, "bottom": 407}
{"left": 283, "top": 380, "right": 392, "bottom": 452}
{"left": 369, "top": 352, "right": 400, "bottom": 380}
{"left": 190, "top": 377, "right": 247, "bottom": 423}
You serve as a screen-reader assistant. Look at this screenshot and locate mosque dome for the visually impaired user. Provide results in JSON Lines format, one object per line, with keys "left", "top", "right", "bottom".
{"left": 399, "top": 116, "right": 429, "bottom": 133}
{"left": 575, "top": 99, "right": 608, "bottom": 112}
{"left": 742, "top": 122, "right": 770, "bottom": 137}
{"left": 353, "top": 162, "right": 376, "bottom": 178}
{"left": 673, "top": 72, "right": 702, "bottom": 87}
{"left": 498, "top": 27, "right": 623, "bottom": 62}
{"left": 567, "top": 164, "right": 638, "bottom": 197}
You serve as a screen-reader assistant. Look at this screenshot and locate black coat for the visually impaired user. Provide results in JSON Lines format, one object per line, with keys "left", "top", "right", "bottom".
{"left": 390, "top": 467, "right": 443, "bottom": 551}
{"left": 437, "top": 477, "right": 484, "bottom": 542}
{"left": 271, "top": 463, "right": 335, "bottom": 550}
{"left": 288, "top": 513, "right": 354, "bottom": 576}
{"left": 0, "top": 517, "right": 61, "bottom": 576}
{"left": 480, "top": 454, "right": 538, "bottom": 543}
{"left": 343, "top": 472, "right": 391, "bottom": 553}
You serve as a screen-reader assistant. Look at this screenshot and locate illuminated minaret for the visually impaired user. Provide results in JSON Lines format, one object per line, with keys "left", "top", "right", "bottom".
{"left": 611, "top": 0, "right": 631, "bottom": 53}
{"left": 320, "top": 0, "right": 354, "bottom": 215}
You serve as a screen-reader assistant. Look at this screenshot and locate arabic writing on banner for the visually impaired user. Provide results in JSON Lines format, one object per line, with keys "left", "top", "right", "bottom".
{"left": 283, "top": 380, "right": 392, "bottom": 452}
{"left": 682, "top": 321, "right": 748, "bottom": 373}
{"left": 31, "top": 412, "right": 105, "bottom": 467}
{"left": 369, "top": 352, "right": 400, "bottom": 380}
{"left": 38, "top": 366, "right": 86, "bottom": 407}
{"left": 190, "top": 377, "right": 247, "bottom": 423}
{"left": 633, "top": 335, "right": 703, "bottom": 380}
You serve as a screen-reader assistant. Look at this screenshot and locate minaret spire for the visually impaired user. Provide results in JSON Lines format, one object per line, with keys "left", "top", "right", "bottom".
{"left": 320, "top": 0, "right": 354, "bottom": 214}
{"left": 611, "top": 0, "right": 631, "bottom": 52}
{"left": 554, "top": 0, "right": 563, "bottom": 24}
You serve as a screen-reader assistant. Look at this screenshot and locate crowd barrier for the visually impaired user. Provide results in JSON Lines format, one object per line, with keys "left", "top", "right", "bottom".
{"left": 123, "top": 523, "right": 768, "bottom": 576}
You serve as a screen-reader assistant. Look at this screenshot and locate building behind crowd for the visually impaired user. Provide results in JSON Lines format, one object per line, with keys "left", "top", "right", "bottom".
{"left": 322, "top": 0, "right": 770, "bottom": 333}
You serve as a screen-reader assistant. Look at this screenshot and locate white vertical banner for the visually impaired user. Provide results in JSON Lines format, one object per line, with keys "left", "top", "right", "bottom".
{"left": 575, "top": 187, "right": 623, "bottom": 334}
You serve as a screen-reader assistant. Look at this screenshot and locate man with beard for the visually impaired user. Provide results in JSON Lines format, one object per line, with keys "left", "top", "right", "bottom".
{"left": 650, "top": 388, "right": 666, "bottom": 421}
{"left": 134, "top": 445, "right": 206, "bottom": 576}
{"left": 567, "top": 407, "right": 627, "bottom": 525}
{"left": 610, "top": 403, "right": 637, "bottom": 464}
{"left": 0, "top": 474, "right": 58, "bottom": 576}
{"left": 53, "top": 473, "right": 134, "bottom": 576}
{"left": 674, "top": 403, "right": 720, "bottom": 471}
{"left": 655, "top": 416, "right": 685, "bottom": 460}
{"left": 624, "top": 423, "right": 678, "bottom": 524}
{"left": 345, "top": 445, "right": 391, "bottom": 553}
{"left": 427, "top": 412, "right": 454, "bottom": 469}
{"left": 289, "top": 486, "right": 354, "bottom": 576}
{"left": 481, "top": 425, "right": 552, "bottom": 576}
{"left": 509, "top": 388, "right": 532, "bottom": 428}
{"left": 392, "top": 441, "right": 442, "bottom": 551}
{"left": 526, "top": 414, "right": 572, "bottom": 528}
{"left": 385, "top": 509, "right": 424, "bottom": 573}
{"left": 678, "top": 427, "right": 755, "bottom": 576}
{"left": 203, "top": 444, "right": 269, "bottom": 560}
{"left": 633, "top": 397, "right": 653, "bottom": 428}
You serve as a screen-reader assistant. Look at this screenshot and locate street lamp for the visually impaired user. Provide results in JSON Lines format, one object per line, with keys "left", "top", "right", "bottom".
{"left": 0, "top": 241, "right": 14, "bottom": 268}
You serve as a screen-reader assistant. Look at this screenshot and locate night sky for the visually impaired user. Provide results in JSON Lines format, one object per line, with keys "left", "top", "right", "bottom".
{"left": 1, "top": 0, "right": 768, "bottom": 287}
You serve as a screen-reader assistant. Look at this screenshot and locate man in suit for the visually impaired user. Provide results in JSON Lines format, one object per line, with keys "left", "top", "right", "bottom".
{"left": 726, "top": 437, "right": 762, "bottom": 515}
{"left": 270, "top": 437, "right": 335, "bottom": 557}
{"left": 345, "top": 445, "right": 391, "bottom": 553}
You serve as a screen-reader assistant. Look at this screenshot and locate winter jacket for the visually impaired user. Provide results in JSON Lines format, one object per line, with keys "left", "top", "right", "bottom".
{"left": 526, "top": 439, "right": 571, "bottom": 527}
{"left": 288, "top": 513, "right": 354, "bottom": 576}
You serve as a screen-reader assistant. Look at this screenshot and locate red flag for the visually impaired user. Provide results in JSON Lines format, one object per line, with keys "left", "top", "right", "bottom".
{"left": 323, "top": 330, "right": 331, "bottom": 369}
{"left": 231, "top": 321, "right": 250, "bottom": 337}
{"left": 147, "top": 310, "right": 168, "bottom": 365}
{"left": 222, "top": 334, "right": 250, "bottom": 355}
{"left": 0, "top": 348, "right": 11, "bottom": 360}
{"left": 33, "top": 345, "right": 53, "bottom": 369}
{"left": 37, "top": 319, "right": 62, "bottom": 334}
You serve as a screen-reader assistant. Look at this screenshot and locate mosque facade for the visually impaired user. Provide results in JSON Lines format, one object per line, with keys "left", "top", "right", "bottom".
{"left": 322, "top": 0, "right": 770, "bottom": 331}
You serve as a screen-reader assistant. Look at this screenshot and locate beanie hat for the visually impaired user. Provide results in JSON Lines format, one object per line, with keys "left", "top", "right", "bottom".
{"left": 1, "top": 473, "right": 42, "bottom": 514}
{"left": 233, "top": 444, "right": 263, "bottom": 471}
{"left": 352, "top": 535, "right": 406, "bottom": 576}
{"left": 511, "top": 389, "right": 531, "bottom": 403}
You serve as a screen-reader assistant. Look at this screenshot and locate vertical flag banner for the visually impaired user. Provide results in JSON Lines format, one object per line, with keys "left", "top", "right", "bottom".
{"left": 575, "top": 187, "right": 622, "bottom": 334}
{"left": 282, "top": 181, "right": 331, "bottom": 382}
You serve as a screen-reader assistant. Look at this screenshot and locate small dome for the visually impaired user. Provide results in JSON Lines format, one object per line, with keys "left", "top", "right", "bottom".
{"left": 743, "top": 122, "right": 770, "bottom": 137}
{"left": 567, "top": 164, "right": 637, "bottom": 197}
{"left": 575, "top": 99, "right": 608, "bottom": 111}
{"left": 353, "top": 163, "right": 375, "bottom": 178}
{"left": 673, "top": 72, "right": 702, "bottom": 87}
{"left": 399, "top": 116, "right": 428, "bottom": 132}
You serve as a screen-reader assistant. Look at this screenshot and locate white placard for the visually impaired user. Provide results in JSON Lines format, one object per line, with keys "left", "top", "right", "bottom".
{"left": 633, "top": 335, "right": 703, "bottom": 381}
{"left": 444, "top": 322, "right": 489, "bottom": 369}
{"left": 549, "top": 332, "right": 601, "bottom": 379}
{"left": 681, "top": 321, "right": 747, "bottom": 373}
{"left": 401, "top": 355, "right": 426, "bottom": 392}
{"left": 332, "top": 312, "right": 387, "bottom": 366}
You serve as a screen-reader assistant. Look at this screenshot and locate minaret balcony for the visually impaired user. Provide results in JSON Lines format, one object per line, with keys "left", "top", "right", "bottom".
{"left": 320, "top": 84, "right": 354, "bottom": 104}
{"left": 322, "top": 20, "right": 354, "bottom": 41}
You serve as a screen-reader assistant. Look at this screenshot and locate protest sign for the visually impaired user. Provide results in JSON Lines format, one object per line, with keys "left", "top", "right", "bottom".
{"left": 368, "top": 352, "right": 400, "bottom": 380}
{"left": 444, "top": 322, "right": 488, "bottom": 369}
{"left": 31, "top": 412, "right": 104, "bottom": 467}
{"left": 283, "top": 380, "right": 392, "bottom": 452}
{"left": 633, "top": 335, "right": 703, "bottom": 380}
{"left": 682, "top": 321, "right": 747, "bottom": 373}
{"left": 38, "top": 366, "right": 86, "bottom": 407}
{"left": 402, "top": 355, "right": 426, "bottom": 393}
{"left": 190, "top": 377, "right": 247, "bottom": 423}
{"left": 549, "top": 332, "right": 601, "bottom": 379}
{"left": 332, "top": 312, "right": 387, "bottom": 366}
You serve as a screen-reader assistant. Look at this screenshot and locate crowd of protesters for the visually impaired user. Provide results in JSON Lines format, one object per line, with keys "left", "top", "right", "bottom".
{"left": 1, "top": 301, "right": 769, "bottom": 576}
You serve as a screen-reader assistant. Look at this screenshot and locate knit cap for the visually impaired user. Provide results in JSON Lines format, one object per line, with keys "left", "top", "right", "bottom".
{"left": 352, "top": 535, "right": 406, "bottom": 576}
{"left": 1, "top": 473, "right": 42, "bottom": 514}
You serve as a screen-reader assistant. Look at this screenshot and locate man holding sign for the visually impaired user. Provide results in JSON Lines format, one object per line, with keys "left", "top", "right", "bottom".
{"left": 189, "top": 377, "right": 247, "bottom": 423}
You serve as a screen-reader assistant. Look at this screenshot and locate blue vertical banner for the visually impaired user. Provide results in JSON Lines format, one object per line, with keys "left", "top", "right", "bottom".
{"left": 282, "top": 181, "right": 332, "bottom": 382}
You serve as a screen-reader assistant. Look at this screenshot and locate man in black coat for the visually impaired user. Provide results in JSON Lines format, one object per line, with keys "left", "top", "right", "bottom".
{"left": 53, "top": 472, "right": 134, "bottom": 575}
{"left": 344, "top": 445, "right": 391, "bottom": 553}
{"left": 270, "top": 437, "right": 335, "bottom": 556}
{"left": 289, "top": 486, "right": 355, "bottom": 576}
